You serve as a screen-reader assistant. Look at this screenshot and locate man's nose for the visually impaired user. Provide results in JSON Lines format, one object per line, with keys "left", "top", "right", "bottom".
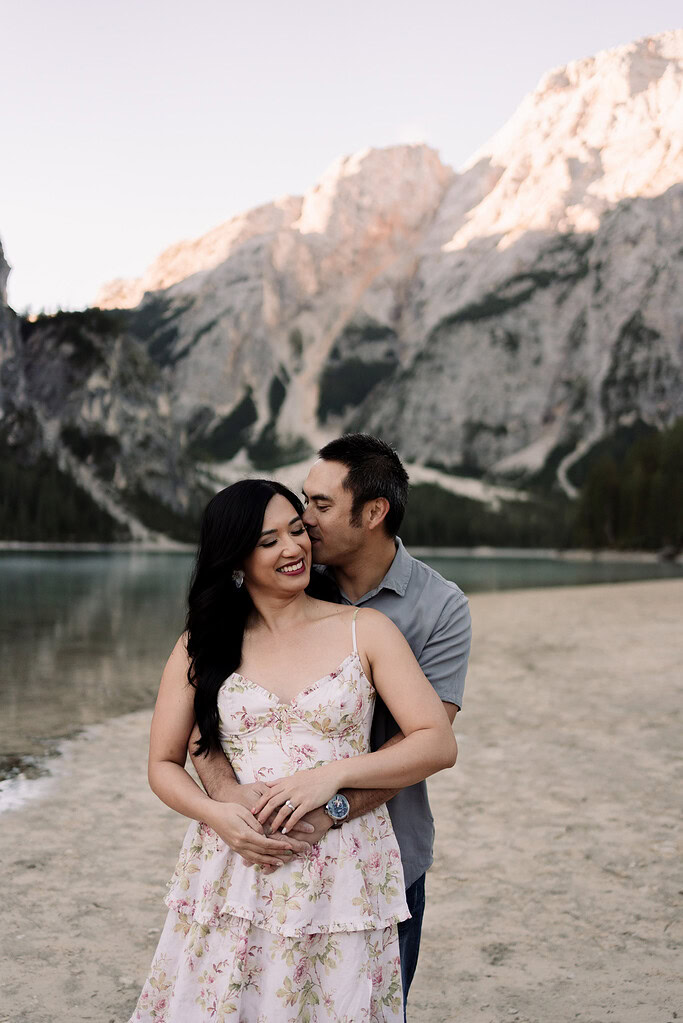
{"left": 302, "top": 506, "right": 315, "bottom": 526}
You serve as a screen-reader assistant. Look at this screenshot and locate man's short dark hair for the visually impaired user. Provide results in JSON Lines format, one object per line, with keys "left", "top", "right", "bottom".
{"left": 317, "top": 434, "right": 410, "bottom": 536}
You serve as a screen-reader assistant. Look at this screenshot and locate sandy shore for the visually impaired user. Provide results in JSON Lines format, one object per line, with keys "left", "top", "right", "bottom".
{"left": 1, "top": 579, "right": 681, "bottom": 1023}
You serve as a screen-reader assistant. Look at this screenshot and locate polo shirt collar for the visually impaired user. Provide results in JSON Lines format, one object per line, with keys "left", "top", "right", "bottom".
{"left": 352, "top": 536, "right": 412, "bottom": 603}
{"left": 378, "top": 536, "right": 412, "bottom": 593}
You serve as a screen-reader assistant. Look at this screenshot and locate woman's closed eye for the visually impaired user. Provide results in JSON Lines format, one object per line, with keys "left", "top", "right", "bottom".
{"left": 260, "top": 526, "right": 306, "bottom": 548}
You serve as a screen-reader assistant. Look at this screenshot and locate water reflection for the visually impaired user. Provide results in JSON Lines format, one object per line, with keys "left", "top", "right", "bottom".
{"left": 1, "top": 550, "right": 681, "bottom": 757}
{"left": 422, "top": 554, "right": 683, "bottom": 592}
{"left": 0, "top": 553, "right": 191, "bottom": 755}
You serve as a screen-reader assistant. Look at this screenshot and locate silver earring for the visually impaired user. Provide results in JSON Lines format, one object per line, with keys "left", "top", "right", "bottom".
{"left": 232, "top": 569, "right": 244, "bottom": 589}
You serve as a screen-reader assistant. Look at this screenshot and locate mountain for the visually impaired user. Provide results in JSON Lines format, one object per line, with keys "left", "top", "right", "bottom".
{"left": 357, "top": 31, "right": 683, "bottom": 487}
{"left": 0, "top": 243, "right": 209, "bottom": 542}
{"left": 97, "top": 144, "right": 454, "bottom": 471}
{"left": 2, "top": 31, "right": 682, "bottom": 542}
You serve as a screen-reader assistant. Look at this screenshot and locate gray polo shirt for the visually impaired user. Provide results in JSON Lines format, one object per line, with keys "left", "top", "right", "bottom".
{"left": 321, "top": 538, "right": 471, "bottom": 889}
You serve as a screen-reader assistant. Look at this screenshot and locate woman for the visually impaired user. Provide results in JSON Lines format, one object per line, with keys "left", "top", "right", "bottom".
{"left": 129, "top": 479, "right": 457, "bottom": 1022}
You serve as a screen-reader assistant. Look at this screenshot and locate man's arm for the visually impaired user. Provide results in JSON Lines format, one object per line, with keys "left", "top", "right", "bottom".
{"left": 188, "top": 725, "right": 313, "bottom": 862}
{"left": 343, "top": 702, "right": 457, "bottom": 820}
{"left": 203, "top": 590, "right": 470, "bottom": 849}
{"left": 189, "top": 726, "right": 245, "bottom": 803}
{"left": 275, "top": 594, "right": 469, "bottom": 848}
{"left": 287, "top": 702, "right": 457, "bottom": 845}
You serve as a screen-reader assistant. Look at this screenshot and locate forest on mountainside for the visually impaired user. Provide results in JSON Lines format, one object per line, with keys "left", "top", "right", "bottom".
{"left": 0, "top": 438, "right": 125, "bottom": 542}
{"left": 1, "top": 419, "right": 681, "bottom": 553}
{"left": 572, "top": 418, "right": 683, "bottom": 552}
{"left": 401, "top": 418, "right": 683, "bottom": 553}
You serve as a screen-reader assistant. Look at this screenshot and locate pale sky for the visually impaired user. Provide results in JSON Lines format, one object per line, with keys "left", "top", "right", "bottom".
{"left": 2, "top": 0, "right": 680, "bottom": 313}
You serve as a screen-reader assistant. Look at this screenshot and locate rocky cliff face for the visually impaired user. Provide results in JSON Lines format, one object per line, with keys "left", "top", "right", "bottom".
{"left": 360, "top": 184, "right": 683, "bottom": 486}
{"left": 97, "top": 144, "right": 453, "bottom": 471}
{"left": 366, "top": 32, "right": 683, "bottom": 483}
{"left": 0, "top": 274, "right": 209, "bottom": 541}
{"left": 0, "top": 240, "right": 33, "bottom": 464}
{"left": 0, "top": 242, "right": 19, "bottom": 399}
{"left": 2, "top": 31, "right": 682, "bottom": 539}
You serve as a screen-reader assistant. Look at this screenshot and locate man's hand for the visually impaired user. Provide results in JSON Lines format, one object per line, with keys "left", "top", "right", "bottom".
{"left": 229, "top": 781, "right": 274, "bottom": 812}
{"left": 206, "top": 802, "right": 312, "bottom": 867}
{"left": 284, "top": 805, "right": 333, "bottom": 846}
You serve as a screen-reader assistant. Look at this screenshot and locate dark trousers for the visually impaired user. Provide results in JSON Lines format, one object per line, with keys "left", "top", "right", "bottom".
{"left": 397, "top": 873, "right": 426, "bottom": 1020}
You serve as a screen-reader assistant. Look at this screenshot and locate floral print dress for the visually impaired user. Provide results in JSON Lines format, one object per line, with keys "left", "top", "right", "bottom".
{"left": 129, "top": 612, "right": 408, "bottom": 1022}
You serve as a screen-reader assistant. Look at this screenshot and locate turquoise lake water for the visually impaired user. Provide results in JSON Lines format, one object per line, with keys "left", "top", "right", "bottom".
{"left": 1, "top": 550, "right": 681, "bottom": 758}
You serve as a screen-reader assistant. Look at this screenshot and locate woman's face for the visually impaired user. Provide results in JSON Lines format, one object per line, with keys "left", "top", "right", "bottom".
{"left": 241, "top": 494, "right": 312, "bottom": 595}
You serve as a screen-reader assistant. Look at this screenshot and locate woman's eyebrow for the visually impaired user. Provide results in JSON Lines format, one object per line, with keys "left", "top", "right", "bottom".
{"left": 259, "top": 516, "right": 302, "bottom": 538}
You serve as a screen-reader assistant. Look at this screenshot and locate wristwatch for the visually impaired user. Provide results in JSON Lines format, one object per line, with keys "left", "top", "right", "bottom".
{"left": 324, "top": 793, "right": 350, "bottom": 828}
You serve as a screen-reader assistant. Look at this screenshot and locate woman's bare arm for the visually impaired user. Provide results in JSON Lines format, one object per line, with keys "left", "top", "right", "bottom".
{"left": 254, "top": 610, "right": 457, "bottom": 832}
{"left": 285, "top": 705, "right": 457, "bottom": 846}
{"left": 148, "top": 636, "right": 308, "bottom": 866}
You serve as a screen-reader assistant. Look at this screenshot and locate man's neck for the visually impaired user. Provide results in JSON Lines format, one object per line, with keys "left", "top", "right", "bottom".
{"left": 332, "top": 534, "right": 398, "bottom": 604}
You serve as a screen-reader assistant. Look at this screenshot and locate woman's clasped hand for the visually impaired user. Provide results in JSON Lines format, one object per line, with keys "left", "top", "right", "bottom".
{"left": 203, "top": 780, "right": 313, "bottom": 867}
{"left": 206, "top": 800, "right": 310, "bottom": 868}
{"left": 250, "top": 762, "right": 345, "bottom": 834}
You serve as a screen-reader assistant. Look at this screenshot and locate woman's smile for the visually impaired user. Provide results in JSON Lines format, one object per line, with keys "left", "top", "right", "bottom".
{"left": 276, "top": 558, "right": 306, "bottom": 575}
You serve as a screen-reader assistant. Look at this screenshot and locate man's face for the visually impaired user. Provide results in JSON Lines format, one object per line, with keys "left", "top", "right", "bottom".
{"left": 301, "top": 459, "right": 364, "bottom": 566}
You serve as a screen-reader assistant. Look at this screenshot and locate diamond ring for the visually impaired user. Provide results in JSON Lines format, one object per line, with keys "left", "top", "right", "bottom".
{"left": 285, "top": 800, "right": 296, "bottom": 812}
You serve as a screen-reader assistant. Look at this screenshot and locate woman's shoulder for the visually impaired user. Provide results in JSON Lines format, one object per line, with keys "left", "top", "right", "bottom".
{"left": 306, "top": 600, "right": 400, "bottom": 644}
{"left": 166, "top": 632, "right": 190, "bottom": 668}
{"left": 174, "top": 630, "right": 189, "bottom": 652}
{"left": 307, "top": 598, "right": 356, "bottom": 625}
{"left": 353, "top": 607, "right": 409, "bottom": 660}
{"left": 354, "top": 605, "right": 400, "bottom": 633}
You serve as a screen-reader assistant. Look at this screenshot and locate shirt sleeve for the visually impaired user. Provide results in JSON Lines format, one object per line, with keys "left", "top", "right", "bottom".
{"left": 419, "top": 592, "right": 471, "bottom": 710}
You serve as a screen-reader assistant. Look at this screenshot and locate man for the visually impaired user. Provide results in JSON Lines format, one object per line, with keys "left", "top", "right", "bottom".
{"left": 190, "top": 434, "right": 471, "bottom": 1012}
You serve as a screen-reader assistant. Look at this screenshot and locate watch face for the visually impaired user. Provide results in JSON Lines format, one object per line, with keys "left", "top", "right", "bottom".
{"left": 326, "top": 794, "right": 350, "bottom": 820}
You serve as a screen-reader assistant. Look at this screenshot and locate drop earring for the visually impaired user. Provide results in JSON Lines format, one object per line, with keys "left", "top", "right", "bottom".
{"left": 232, "top": 569, "right": 244, "bottom": 589}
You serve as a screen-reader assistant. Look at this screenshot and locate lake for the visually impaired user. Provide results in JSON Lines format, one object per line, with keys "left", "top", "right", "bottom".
{"left": 1, "top": 550, "right": 681, "bottom": 761}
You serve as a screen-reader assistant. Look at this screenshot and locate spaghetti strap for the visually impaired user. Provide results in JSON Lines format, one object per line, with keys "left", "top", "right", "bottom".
{"left": 351, "top": 607, "right": 360, "bottom": 654}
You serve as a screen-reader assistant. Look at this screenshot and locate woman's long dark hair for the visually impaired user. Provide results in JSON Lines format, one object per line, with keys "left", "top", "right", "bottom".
{"left": 186, "top": 479, "right": 337, "bottom": 755}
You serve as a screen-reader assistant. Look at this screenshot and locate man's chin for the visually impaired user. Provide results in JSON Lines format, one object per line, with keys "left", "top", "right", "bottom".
{"left": 311, "top": 547, "right": 331, "bottom": 566}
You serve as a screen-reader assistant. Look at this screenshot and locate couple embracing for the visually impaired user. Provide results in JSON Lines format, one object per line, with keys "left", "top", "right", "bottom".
{"left": 129, "top": 434, "right": 471, "bottom": 1022}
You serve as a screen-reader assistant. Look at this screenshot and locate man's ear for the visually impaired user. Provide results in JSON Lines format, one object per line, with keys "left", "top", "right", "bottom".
{"left": 365, "top": 497, "right": 390, "bottom": 531}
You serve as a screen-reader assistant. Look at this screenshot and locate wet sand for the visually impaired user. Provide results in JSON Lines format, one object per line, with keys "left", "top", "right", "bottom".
{"left": 0, "top": 579, "right": 681, "bottom": 1023}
